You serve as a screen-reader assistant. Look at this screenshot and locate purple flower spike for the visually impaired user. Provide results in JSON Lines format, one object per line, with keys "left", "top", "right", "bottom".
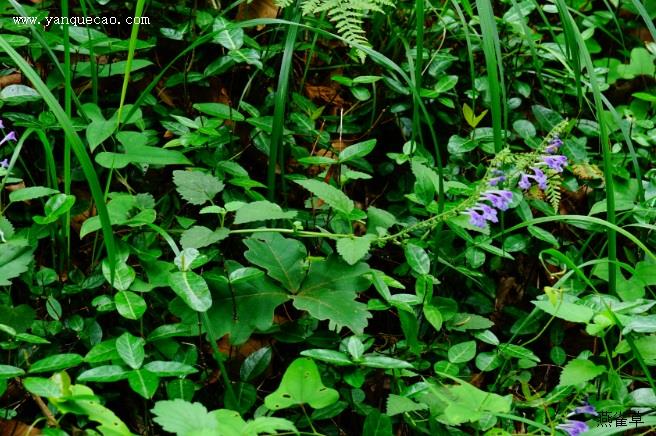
{"left": 466, "top": 208, "right": 486, "bottom": 228}
{"left": 0, "top": 158, "right": 8, "bottom": 169}
{"left": 479, "top": 204, "right": 498, "bottom": 223}
{"left": 481, "top": 190, "right": 513, "bottom": 211}
{"left": 531, "top": 167, "right": 548, "bottom": 190}
{"left": 0, "top": 131, "right": 17, "bottom": 147}
{"left": 556, "top": 420, "right": 589, "bottom": 436}
{"left": 543, "top": 155, "right": 568, "bottom": 172}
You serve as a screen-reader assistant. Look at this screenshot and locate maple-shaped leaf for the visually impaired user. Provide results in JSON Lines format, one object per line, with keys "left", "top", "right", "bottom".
{"left": 292, "top": 256, "right": 371, "bottom": 334}
{"left": 243, "top": 233, "right": 306, "bottom": 292}
{"left": 203, "top": 265, "right": 289, "bottom": 344}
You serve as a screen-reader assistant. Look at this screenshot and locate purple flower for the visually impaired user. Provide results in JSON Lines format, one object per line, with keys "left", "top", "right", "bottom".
{"left": 0, "top": 131, "right": 17, "bottom": 147}
{"left": 556, "top": 420, "right": 589, "bottom": 436}
{"left": 466, "top": 208, "right": 486, "bottom": 228}
{"left": 568, "top": 402, "right": 597, "bottom": 417}
{"left": 546, "top": 137, "right": 563, "bottom": 154}
{"left": 488, "top": 170, "right": 507, "bottom": 187}
{"left": 481, "top": 189, "right": 513, "bottom": 211}
{"left": 542, "top": 155, "right": 568, "bottom": 172}
{"left": 0, "top": 119, "right": 4, "bottom": 129}
{"left": 0, "top": 158, "right": 8, "bottom": 169}
{"left": 518, "top": 167, "right": 547, "bottom": 190}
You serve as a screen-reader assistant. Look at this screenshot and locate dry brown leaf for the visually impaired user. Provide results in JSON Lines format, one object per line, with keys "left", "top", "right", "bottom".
{"left": 304, "top": 84, "right": 347, "bottom": 106}
{"left": 237, "top": 0, "right": 280, "bottom": 29}
{"left": 0, "top": 73, "right": 22, "bottom": 89}
{"left": 0, "top": 419, "right": 41, "bottom": 436}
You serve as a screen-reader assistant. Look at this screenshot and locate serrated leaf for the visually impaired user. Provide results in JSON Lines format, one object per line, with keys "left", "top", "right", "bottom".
{"left": 294, "top": 179, "right": 354, "bottom": 216}
{"left": 558, "top": 359, "right": 606, "bottom": 387}
{"left": 30, "top": 354, "right": 83, "bottom": 373}
{"left": 264, "top": 358, "right": 339, "bottom": 410}
{"left": 168, "top": 271, "right": 212, "bottom": 312}
{"left": 336, "top": 236, "right": 373, "bottom": 265}
{"left": 243, "top": 233, "right": 306, "bottom": 292}
{"left": 0, "top": 242, "right": 35, "bottom": 286}
{"left": 152, "top": 399, "right": 217, "bottom": 434}
{"left": 115, "top": 291, "right": 147, "bottom": 320}
{"left": 116, "top": 332, "right": 145, "bottom": 369}
{"left": 173, "top": 170, "right": 224, "bottom": 205}
{"left": 386, "top": 394, "right": 428, "bottom": 416}
{"left": 233, "top": 200, "right": 297, "bottom": 224}
{"left": 9, "top": 186, "right": 59, "bottom": 203}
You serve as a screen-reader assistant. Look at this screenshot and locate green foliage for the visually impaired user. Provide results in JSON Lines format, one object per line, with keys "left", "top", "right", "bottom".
{"left": 1, "top": 0, "right": 656, "bottom": 434}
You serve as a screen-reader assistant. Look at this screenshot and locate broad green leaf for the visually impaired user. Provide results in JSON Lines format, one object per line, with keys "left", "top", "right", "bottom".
{"left": 360, "top": 355, "right": 413, "bottom": 369}
{"left": 0, "top": 84, "right": 41, "bottom": 104}
{"left": 173, "top": 248, "right": 200, "bottom": 272}
{"left": 204, "top": 271, "right": 288, "bottom": 344}
{"left": 95, "top": 145, "right": 191, "bottom": 169}
{"left": 77, "top": 365, "right": 130, "bottom": 382}
{"left": 23, "top": 377, "right": 63, "bottom": 398}
{"left": 143, "top": 361, "right": 198, "bottom": 377}
{"left": 228, "top": 267, "right": 264, "bottom": 284}
{"left": 116, "top": 332, "right": 145, "bottom": 369}
{"left": 264, "top": 358, "right": 339, "bottom": 410}
{"left": 33, "top": 194, "right": 75, "bottom": 224}
{"left": 86, "top": 119, "right": 115, "bottom": 152}
{"left": 300, "top": 349, "right": 353, "bottom": 366}
{"left": 193, "top": 102, "right": 245, "bottom": 121}
{"left": 532, "top": 296, "right": 594, "bottom": 324}
{"left": 410, "top": 160, "right": 439, "bottom": 205}
{"left": 448, "top": 341, "right": 477, "bottom": 363}
{"left": 166, "top": 379, "right": 196, "bottom": 401}
{"left": 85, "top": 339, "right": 120, "bottom": 363}
{"left": 243, "top": 417, "right": 297, "bottom": 435}
{"left": 338, "top": 139, "right": 376, "bottom": 162}
{"left": 168, "top": 271, "right": 212, "bottom": 312}
{"left": 558, "top": 359, "right": 606, "bottom": 387}
{"left": 212, "top": 17, "right": 244, "bottom": 50}
{"left": 30, "top": 354, "right": 83, "bottom": 373}
{"left": 9, "top": 187, "right": 58, "bottom": 203}
{"left": 300, "top": 255, "right": 370, "bottom": 295}
{"left": 128, "top": 369, "right": 159, "bottom": 399}
{"left": 173, "top": 170, "right": 224, "bottom": 205}
{"left": 243, "top": 233, "right": 307, "bottom": 293}
{"left": 152, "top": 399, "right": 218, "bottom": 434}
{"left": 240, "top": 347, "right": 272, "bottom": 381}
{"left": 294, "top": 179, "right": 354, "bottom": 216}
{"left": 0, "top": 364, "right": 25, "bottom": 378}
{"left": 404, "top": 243, "right": 430, "bottom": 275}
{"left": 147, "top": 324, "right": 197, "bottom": 342}
{"left": 102, "top": 259, "right": 136, "bottom": 291}
{"left": 430, "top": 381, "right": 512, "bottom": 426}
{"left": 336, "top": 235, "right": 374, "bottom": 265}
{"left": 362, "top": 410, "right": 393, "bottom": 436}
{"left": 423, "top": 304, "right": 443, "bottom": 331}
{"left": 293, "top": 287, "right": 371, "bottom": 334}
{"left": 180, "top": 226, "right": 229, "bottom": 250}
{"left": 114, "top": 291, "right": 147, "bottom": 320}
{"left": 497, "top": 343, "right": 540, "bottom": 362}
{"left": 233, "top": 200, "right": 297, "bottom": 224}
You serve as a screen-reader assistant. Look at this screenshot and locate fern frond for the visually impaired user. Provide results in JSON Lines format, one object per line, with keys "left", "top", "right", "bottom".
{"left": 546, "top": 173, "right": 562, "bottom": 212}
{"left": 275, "top": 0, "right": 296, "bottom": 8}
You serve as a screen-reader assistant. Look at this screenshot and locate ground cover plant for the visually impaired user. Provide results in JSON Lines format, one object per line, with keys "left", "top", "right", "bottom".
{"left": 1, "top": 0, "right": 656, "bottom": 434}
